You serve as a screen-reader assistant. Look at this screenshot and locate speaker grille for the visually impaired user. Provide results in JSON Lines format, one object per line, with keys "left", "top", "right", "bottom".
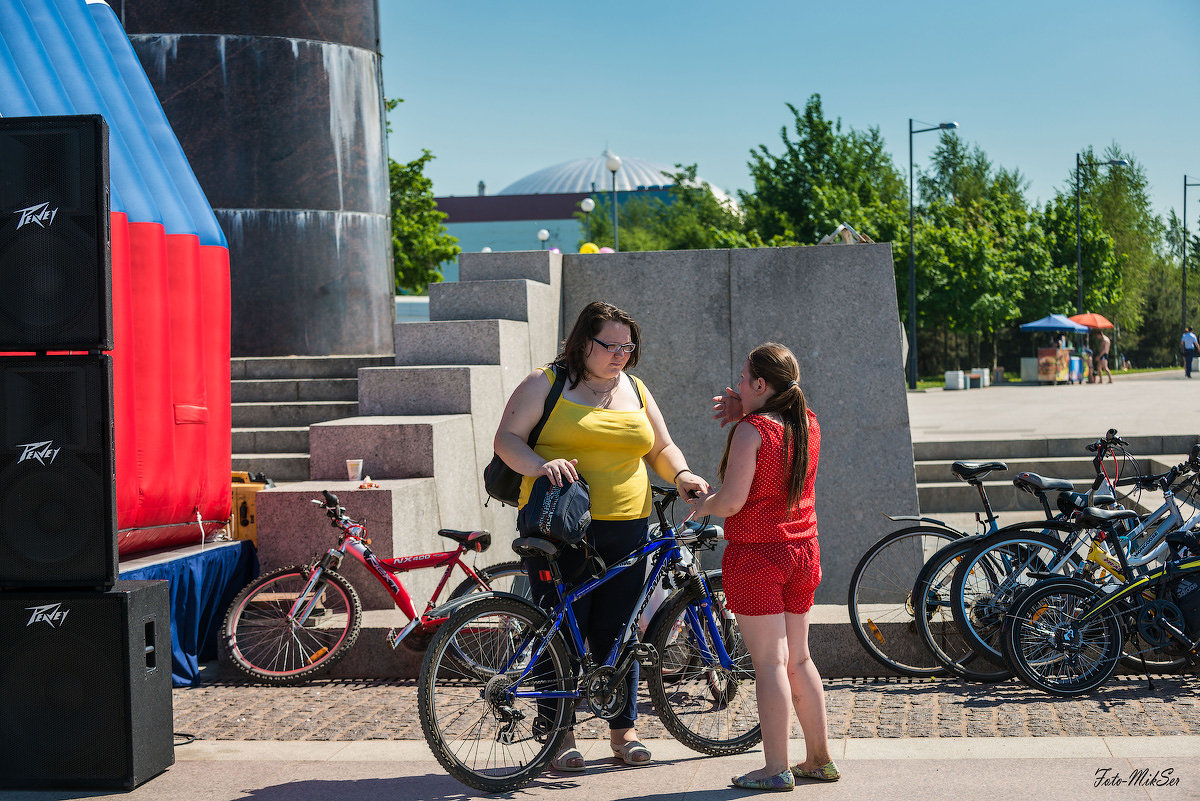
{"left": 0, "top": 114, "right": 111, "bottom": 351}
{"left": 0, "top": 356, "right": 116, "bottom": 588}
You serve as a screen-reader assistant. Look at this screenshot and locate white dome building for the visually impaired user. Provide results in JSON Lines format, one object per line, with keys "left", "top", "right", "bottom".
{"left": 423, "top": 151, "right": 733, "bottom": 295}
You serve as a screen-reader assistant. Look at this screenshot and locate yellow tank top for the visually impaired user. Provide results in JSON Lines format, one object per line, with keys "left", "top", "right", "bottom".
{"left": 518, "top": 368, "right": 654, "bottom": 520}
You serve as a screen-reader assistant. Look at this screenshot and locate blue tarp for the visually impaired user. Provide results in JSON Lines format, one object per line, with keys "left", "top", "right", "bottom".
{"left": 1019, "top": 314, "right": 1089, "bottom": 333}
{"left": 120, "top": 541, "right": 258, "bottom": 687}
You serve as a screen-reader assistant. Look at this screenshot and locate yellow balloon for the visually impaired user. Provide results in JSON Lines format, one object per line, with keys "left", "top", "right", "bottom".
{"left": 579, "top": 242, "right": 600, "bottom": 254}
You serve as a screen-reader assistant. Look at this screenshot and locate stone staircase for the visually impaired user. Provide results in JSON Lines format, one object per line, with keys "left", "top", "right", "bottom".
{"left": 231, "top": 355, "right": 393, "bottom": 482}
{"left": 250, "top": 251, "right": 562, "bottom": 619}
{"left": 915, "top": 435, "right": 1200, "bottom": 514}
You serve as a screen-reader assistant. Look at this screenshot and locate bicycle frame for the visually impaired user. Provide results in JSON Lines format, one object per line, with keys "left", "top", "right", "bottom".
{"left": 292, "top": 515, "right": 490, "bottom": 631}
{"left": 506, "top": 524, "right": 729, "bottom": 702}
{"left": 1078, "top": 555, "right": 1200, "bottom": 625}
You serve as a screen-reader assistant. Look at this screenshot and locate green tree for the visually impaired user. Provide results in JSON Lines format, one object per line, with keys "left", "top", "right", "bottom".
{"left": 740, "top": 95, "right": 908, "bottom": 247}
{"left": 384, "top": 98, "right": 460, "bottom": 294}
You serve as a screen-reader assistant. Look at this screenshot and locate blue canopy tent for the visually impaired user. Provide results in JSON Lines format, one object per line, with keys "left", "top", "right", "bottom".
{"left": 1019, "top": 314, "right": 1089, "bottom": 333}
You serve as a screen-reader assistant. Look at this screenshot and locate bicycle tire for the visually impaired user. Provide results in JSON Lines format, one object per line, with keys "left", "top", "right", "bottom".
{"left": 1002, "top": 577, "right": 1123, "bottom": 696}
{"left": 913, "top": 537, "right": 1012, "bottom": 682}
{"left": 222, "top": 565, "right": 362, "bottom": 685}
{"left": 646, "top": 572, "right": 762, "bottom": 755}
{"left": 951, "top": 523, "right": 1084, "bottom": 668}
{"left": 418, "top": 595, "right": 573, "bottom": 793}
{"left": 448, "top": 560, "right": 531, "bottom": 601}
{"left": 846, "top": 525, "right": 964, "bottom": 677}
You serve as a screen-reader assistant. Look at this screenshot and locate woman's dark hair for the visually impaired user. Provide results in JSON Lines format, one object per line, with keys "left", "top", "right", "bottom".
{"left": 551, "top": 301, "right": 641, "bottom": 388}
{"left": 718, "top": 342, "right": 810, "bottom": 511}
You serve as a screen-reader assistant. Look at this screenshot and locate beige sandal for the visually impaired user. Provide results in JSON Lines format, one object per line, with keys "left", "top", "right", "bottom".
{"left": 611, "top": 741, "right": 652, "bottom": 765}
{"left": 551, "top": 747, "right": 586, "bottom": 772}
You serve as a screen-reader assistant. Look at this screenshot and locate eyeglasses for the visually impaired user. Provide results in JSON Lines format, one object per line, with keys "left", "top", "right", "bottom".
{"left": 591, "top": 337, "right": 637, "bottom": 354}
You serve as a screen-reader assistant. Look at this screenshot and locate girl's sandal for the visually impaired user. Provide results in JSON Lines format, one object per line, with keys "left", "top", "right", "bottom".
{"left": 611, "top": 741, "right": 652, "bottom": 765}
{"left": 551, "top": 748, "right": 586, "bottom": 773}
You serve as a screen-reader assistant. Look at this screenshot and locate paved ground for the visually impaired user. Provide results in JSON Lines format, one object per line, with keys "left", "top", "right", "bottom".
{"left": 908, "top": 369, "right": 1200, "bottom": 441}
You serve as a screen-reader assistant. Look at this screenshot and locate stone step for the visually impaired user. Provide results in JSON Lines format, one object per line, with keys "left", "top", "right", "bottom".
{"left": 232, "top": 400, "right": 358, "bottom": 428}
{"left": 918, "top": 480, "right": 1076, "bottom": 514}
{"left": 232, "top": 355, "right": 392, "bottom": 380}
{"left": 231, "top": 453, "right": 309, "bottom": 483}
{"left": 233, "top": 426, "right": 309, "bottom": 454}
{"left": 913, "top": 434, "right": 1199, "bottom": 462}
{"left": 232, "top": 377, "right": 358, "bottom": 403}
{"left": 457, "top": 249, "right": 559, "bottom": 284}
{"left": 915, "top": 456, "right": 1098, "bottom": 483}
{"left": 308, "top": 415, "right": 484, "bottom": 533}
{"left": 393, "top": 319, "right": 532, "bottom": 405}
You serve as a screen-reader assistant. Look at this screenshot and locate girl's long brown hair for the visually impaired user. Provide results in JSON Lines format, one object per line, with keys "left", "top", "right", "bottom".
{"left": 718, "top": 343, "right": 810, "bottom": 511}
{"left": 551, "top": 301, "right": 641, "bottom": 389}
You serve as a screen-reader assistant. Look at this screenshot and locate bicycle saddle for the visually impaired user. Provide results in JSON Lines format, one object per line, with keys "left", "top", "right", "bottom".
{"left": 1013, "top": 472, "right": 1075, "bottom": 494}
{"left": 951, "top": 461, "right": 1008, "bottom": 481}
{"left": 512, "top": 536, "right": 560, "bottom": 560}
{"left": 438, "top": 529, "right": 492, "bottom": 552}
{"left": 1076, "top": 506, "right": 1139, "bottom": 529}
{"left": 1057, "top": 491, "right": 1115, "bottom": 515}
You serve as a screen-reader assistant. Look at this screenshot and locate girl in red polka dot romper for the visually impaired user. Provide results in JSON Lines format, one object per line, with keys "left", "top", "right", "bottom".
{"left": 690, "top": 342, "right": 837, "bottom": 791}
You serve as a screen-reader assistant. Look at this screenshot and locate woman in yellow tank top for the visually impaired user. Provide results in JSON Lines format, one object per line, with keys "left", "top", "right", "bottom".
{"left": 494, "top": 300, "right": 710, "bottom": 772}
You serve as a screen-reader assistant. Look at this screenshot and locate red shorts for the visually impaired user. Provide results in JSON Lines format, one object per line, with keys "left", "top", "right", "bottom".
{"left": 721, "top": 539, "right": 821, "bottom": 616}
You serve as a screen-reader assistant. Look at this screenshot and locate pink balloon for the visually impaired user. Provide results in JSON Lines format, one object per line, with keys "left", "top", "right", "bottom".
{"left": 598, "top": 246, "right": 615, "bottom": 253}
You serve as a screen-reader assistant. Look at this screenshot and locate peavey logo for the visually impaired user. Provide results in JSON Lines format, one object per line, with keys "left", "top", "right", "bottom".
{"left": 17, "top": 440, "right": 60, "bottom": 466}
{"left": 26, "top": 603, "right": 69, "bottom": 628}
{"left": 14, "top": 202, "right": 59, "bottom": 230}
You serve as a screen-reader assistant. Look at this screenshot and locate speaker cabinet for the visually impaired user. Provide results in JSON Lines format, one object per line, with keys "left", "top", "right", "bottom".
{"left": 0, "top": 355, "right": 116, "bottom": 589}
{"left": 0, "top": 114, "right": 112, "bottom": 351}
{"left": 0, "top": 581, "right": 174, "bottom": 789}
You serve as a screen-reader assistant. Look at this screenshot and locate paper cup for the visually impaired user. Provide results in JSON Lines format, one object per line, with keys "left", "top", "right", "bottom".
{"left": 346, "top": 459, "right": 364, "bottom": 481}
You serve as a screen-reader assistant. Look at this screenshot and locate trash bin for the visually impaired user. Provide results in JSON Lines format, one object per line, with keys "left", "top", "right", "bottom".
{"left": 944, "top": 370, "right": 965, "bottom": 390}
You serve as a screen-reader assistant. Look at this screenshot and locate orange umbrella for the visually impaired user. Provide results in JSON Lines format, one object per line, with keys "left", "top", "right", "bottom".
{"left": 1068, "top": 312, "right": 1113, "bottom": 330}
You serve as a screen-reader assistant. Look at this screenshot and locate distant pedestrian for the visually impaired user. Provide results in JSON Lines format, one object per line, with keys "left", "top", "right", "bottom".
{"left": 1182, "top": 328, "right": 1199, "bottom": 378}
{"left": 1094, "top": 332, "right": 1112, "bottom": 383}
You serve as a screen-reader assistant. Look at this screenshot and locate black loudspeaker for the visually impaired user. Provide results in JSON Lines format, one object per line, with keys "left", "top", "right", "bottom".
{"left": 0, "top": 114, "right": 112, "bottom": 351}
{"left": 0, "top": 354, "right": 116, "bottom": 589}
{"left": 0, "top": 581, "right": 174, "bottom": 789}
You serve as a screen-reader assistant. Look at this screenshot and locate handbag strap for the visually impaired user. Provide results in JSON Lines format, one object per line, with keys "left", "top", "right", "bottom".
{"left": 527, "top": 366, "right": 565, "bottom": 448}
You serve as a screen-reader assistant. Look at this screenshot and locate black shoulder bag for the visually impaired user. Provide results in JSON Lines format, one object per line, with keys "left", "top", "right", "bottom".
{"left": 483, "top": 366, "right": 566, "bottom": 507}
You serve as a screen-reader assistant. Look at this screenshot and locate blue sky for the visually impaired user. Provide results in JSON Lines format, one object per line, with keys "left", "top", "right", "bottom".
{"left": 380, "top": 0, "right": 1200, "bottom": 224}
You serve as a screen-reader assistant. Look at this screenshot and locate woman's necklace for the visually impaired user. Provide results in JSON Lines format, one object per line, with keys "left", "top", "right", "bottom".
{"left": 581, "top": 374, "right": 620, "bottom": 405}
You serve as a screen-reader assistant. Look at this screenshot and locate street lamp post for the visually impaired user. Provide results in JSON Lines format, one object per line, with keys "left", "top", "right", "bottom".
{"left": 907, "top": 118, "right": 958, "bottom": 390}
{"left": 537, "top": 228, "right": 549, "bottom": 250}
{"left": 580, "top": 197, "right": 595, "bottom": 243}
{"left": 605, "top": 151, "right": 622, "bottom": 252}
{"left": 1074, "top": 153, "right": 1129, "bottom": 315}
{"left": 1184, "top": 176, "right": 1200, "bottom": 330}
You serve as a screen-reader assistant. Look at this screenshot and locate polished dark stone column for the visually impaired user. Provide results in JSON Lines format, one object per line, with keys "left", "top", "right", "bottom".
{"left": 120, "top": 0, "right": 392, "bottom": 356}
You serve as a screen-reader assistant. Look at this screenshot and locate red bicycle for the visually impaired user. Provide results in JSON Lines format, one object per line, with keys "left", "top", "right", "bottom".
{"left": 222, "top": 490, "right": 526, "bottom": 684}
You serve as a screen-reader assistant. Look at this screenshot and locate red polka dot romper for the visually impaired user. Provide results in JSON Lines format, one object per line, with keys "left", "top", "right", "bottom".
{"left": 721, "top": 409, "right": 821, "bottom": 616}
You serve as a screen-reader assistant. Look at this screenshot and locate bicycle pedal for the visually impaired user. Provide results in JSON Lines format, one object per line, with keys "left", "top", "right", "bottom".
{"left": 633, "top": 643, "right": 659, "bottom": 668}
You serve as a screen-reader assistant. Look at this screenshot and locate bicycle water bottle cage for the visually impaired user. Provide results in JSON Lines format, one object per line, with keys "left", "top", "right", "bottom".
{"left": 1013, "top": 472, "right": 1074, "bottom": 495}
{"left": 951, "top": 461, "right": 1007, "bottom": 482}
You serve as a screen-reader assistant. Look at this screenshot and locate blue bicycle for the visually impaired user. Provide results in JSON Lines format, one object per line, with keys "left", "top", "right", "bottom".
{"left": 416, "top": 486, "right": 758, "bottom": 792}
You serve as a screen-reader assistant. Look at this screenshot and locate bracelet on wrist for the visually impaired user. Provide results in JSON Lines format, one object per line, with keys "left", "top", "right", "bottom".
{"left": 673, "top": 468, "right": 693, "bottom": 483}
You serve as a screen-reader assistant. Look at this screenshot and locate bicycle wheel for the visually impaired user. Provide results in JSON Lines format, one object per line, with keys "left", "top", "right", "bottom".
{"left": 951, "top": 524, "right": 1080, "bottom": 668}
{"left": 847, "top": 525, "right": 964, "bottom": 677}
{"left": 1002, "top": 578, "right": 1123, "bottom": 696}
{"left": 448, "top": 560, "right": 531, "bottom": 601}
{"left": 913, "top": 537, "right": 1011, "bottom": 682}
{"left": 646, "top": 575, "right": 762, "bottom": 755}
{"left": 418, "top": 595, "right": 574, "bottom": 793}
{"left": 222, "top": 566, "right": 361, "bottom": 685}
